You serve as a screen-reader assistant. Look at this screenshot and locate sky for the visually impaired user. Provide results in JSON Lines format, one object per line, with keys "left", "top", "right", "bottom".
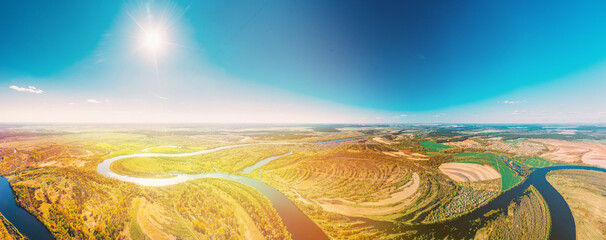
{"left": 1, "top": 0, "right": 606, "bottom": 123}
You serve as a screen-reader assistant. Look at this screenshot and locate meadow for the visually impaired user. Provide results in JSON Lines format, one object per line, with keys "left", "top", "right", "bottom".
{"left": 110, "top": 144, "right": 293, "bottom": 178}
{"left": 513, "top": 157, "right": 568, "bottom": 168}
{"left": 419, "top": 140, "right": 453, "bottom": 152}
{"left": 0, "top": 124, "right": 604, "bottom": 239}
{"left": 547, "top": 170, "right": 606, "bottom": 240}
{"left": 0, "top": 127, "right": 307, "bottom": 239}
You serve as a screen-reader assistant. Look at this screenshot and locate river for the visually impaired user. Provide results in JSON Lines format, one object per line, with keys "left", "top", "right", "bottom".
{"left": 2, "top": 134, "right": 604, "bottom": 240}
{"left": 386, "top": 165, "right": 606, "bottom": 240}
{"left": 95, "top": 137, "right": 366, "bottom": 239}
{"left": 0, "top": 177, "right": 54, "bottom": 240}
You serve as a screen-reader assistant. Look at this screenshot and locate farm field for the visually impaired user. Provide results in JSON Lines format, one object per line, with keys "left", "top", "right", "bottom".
{"left": 1, "top": 124, "right": 606, "bottom": 239}
{"left": 438, "top": 162, "right": 500, "bottom": 182}
{"left": 532, "top": 139, "right": 606, "bottom": 167}
{"left": 4, "top": 0, "right": 606, "bottom": 239}
{"left": 419, "top": 140, "right": 453, "bottom": 152}
{"left": 453, "top": 152, "right": 522, "bottom": 190}
{"left": 261, "top": 142, "right": 431, "bottom": 236}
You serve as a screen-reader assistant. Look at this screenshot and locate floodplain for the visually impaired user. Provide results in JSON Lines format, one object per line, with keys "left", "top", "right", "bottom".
{"left": 1, "top": 124, "right": 606, "bottom": 239}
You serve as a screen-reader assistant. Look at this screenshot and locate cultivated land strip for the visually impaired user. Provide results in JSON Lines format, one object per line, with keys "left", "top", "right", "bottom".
{"left": 439, "top": 163, "right": 501, "bottom": 182}
{"left": 532, "top": 139, "right": 606, "bottom": 167}
{"left": 92, "top": 136, "right": 606, "bottom": 240}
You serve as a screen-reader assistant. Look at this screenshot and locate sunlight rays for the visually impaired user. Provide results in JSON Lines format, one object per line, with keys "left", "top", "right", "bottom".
{"left": 126, "top": 2, "right": 191, "bottom": 80}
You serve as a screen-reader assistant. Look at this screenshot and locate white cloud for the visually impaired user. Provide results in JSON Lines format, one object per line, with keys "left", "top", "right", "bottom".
{"left": 500, "top": 100, "right": 525, "bottom": 104}
{"left": 9, "top": 85, "right": 44, "bottom": 94}
{"left": 87, "top": 99, "right": 101, "bottom": 104}
{"left": 68, "top": 102, "right": 75, "bottom": 105}
{"left": 400, "top": 114, "right": 408, "bottom": 117}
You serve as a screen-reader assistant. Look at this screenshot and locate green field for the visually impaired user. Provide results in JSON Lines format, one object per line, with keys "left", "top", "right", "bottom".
{"left": 110, "top": 145, "right": 292, "bottom": 178}
{"left": 420, "top": 140, "right": 453, "bottom": 152}
{"left": 515, "top": 157, "right": 567, "bottom": 168}
{"left": 458, "top": 160, "right": 485, "bottom": 165}
{"left": 454, "top": 152, "right": 522, "bottom": 191}
{"left": 505, "top": 138, "right": 526, "bottom": 143}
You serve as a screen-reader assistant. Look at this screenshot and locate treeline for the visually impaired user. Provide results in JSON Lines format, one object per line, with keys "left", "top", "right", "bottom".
{"left": 174, "top": 179, "right": 292, "bottom": 239}
{"left": 0, "top": 212, "right": 26, "bottom": 240}
{"left": 10, "top": 167, "right": 141, "bottom": 239}
{"left": 425, "top": 154, "right": 453, "bottom": 168}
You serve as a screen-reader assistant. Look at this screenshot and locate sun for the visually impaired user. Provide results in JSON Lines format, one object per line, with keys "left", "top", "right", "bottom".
{"left": 127, "top": 3, "right": 191, "bottom": 77}
{"left": 142, "top": 28, "right": 165, "bottom": 53}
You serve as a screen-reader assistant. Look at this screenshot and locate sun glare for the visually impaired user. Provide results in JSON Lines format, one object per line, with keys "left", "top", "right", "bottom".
{"left": 128, "top": 2, "right": 191, "bottom": 78}
{"left": 142, "top": 29, "right": 165, "bottom": 53}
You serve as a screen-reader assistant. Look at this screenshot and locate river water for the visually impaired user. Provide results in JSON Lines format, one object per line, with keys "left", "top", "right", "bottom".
{"left": 387, "top": 165, "right": 606, "bottom": 240}
{"left": 94, "top": 138, "right": 369, "bottom": 239}
{"left": 2, "top": 134, "right": 602, "bottom": 240}
{"left": 0, "top": 177, "right": 53, "bottom": 240}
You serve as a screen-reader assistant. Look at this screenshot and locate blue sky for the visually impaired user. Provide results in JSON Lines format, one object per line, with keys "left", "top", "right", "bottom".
{"left": 1, "top": 0, "right": 606, "bottom": 123}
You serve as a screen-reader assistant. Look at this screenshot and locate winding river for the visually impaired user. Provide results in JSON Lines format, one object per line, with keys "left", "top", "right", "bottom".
{"left": 92, "top": 138, "right": 606, "bottom": 240}
{"left": 1, "top": 134, "right": 604, "bottom": 239}
{"left": 96, "top": 137, "right": 364, "bottom": 240}
{"left": 386, "top": 165, "right": 606, "bottom": 240}
{"left": 0, "top": 177, "right": 54, "bottom": 240}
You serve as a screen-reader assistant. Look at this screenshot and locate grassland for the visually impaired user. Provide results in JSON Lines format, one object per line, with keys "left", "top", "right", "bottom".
{"left": 513, "top": 157, "right": 567, "bottom": 168}
{"left": 474, "top": 186, "right": 550, "bottom": 240}
{"left": 263, "top": 146, "right": 414, "bottom": 203}
{"left": 504, "top": 138, "right": 526, "bottom": 144}
{"left": 2, "top": 167, "right": 291, "bottom": 240}
{"left": 547, "top": 170, "right": 606, "bottom": 240}
{"left": 259, "top": 139, "right": 468, "bottom": 238}
{"left": 0, "top": 129, "right": 312, "bottom": 240}
{"left": 454, "top": 152, "right": 522, "bottom": 190}
{"left": 110, "top": 144, "right": 293, "bottom": 178}
{"left": 419, "top": 140, "right": 453, "bottom": 152}
{"left": 2, "top": 125, "right": 603, "bottom": 239}
{"left": 263, "top": 142, "right": 412, "bottom": 236}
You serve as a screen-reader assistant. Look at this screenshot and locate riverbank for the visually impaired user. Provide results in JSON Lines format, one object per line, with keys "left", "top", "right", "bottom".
{"left": 0, "top": 177, "right": 53, "bottom": 240}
